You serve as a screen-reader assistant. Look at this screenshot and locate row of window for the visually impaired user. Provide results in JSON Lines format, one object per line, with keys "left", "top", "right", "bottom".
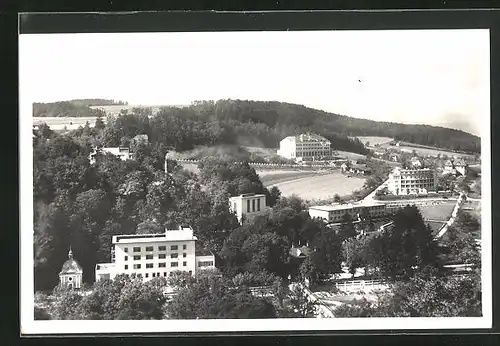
{"left": 246, "top": 199, "right": 262, "bottom": 213}
{"left": 127, "top": 261, "right": 188, "bottom": 270}
{"left": 124, "top": 244, "right": 187, "bottom": 253}
{"left": 135, "top": 271, "right": 193, "bottom": 279}
{"left": 125, "top": 253, "right": 187, "bottom": 261}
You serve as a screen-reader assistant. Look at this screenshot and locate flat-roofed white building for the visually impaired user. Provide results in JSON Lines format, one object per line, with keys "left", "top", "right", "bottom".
{"left": 229, "top": 193, "right": 268, "bottom": 224}
{"left": 308, "top": 201, "right": 387, "bottom": 223}
{"left": 95, "top": 226, "right": 215, "bottom": 282}
{"left": 277, "top": 133, "right": 331, "bottom": 161}
{"left": 388, "top": 167, "right": 436, "bottom": 195}
{"left": 89, "top": 147, "right": 133, "bottom": 164}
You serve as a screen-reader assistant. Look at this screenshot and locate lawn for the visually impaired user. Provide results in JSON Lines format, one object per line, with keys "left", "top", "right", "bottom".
{"left": 418, "top": 201, "right": 456, "bottom": 222}
{"left": 33, "top": 116, "right": 101, "bottom": 130}
{"left": 266, "top": 172, "right": 366, "bottom": 201}
{"left": 259, "top": 170, "right": 328, "bottom": 186}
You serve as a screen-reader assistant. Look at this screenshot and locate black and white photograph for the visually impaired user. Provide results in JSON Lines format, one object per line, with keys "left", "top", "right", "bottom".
{"left": 20, "top": 24, "right": 491, "bottom": 334}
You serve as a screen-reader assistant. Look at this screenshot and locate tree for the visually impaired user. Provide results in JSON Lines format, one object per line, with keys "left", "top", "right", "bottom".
{"left": 167, "top": 270, "right": 196, "bottom": 290}
{"left": 342, "top": 237, "right": 366, "bottom": 277}
{"left": 333, "top": 194, "right": 341, "bottom": 203}
{"left": 284, "top": 284, "right": 317, "bottom": 318}
{"left": 95, "top": 114, "right": 106, "bottom": 130}
{"left": 339, "top": 213, "right": 357, "bottom": 240}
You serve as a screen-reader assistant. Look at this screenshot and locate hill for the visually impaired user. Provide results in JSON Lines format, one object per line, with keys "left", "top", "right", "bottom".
{"left": 33, "top": 99, "right": 126, "bottom": 118}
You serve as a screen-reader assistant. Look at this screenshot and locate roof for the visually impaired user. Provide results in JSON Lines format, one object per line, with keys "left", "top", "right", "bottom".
{"left": 230, "top": 193, "right": 266, "bottom": 199}
{"left": 309, "top": 201, "right": 385, "bottom": 212}
{"left": 60, "top": 249, "right": 83, "bottom": 275}
{"left": 113, "top": 227, "right": 197, "bottom": 244}
{"left": 289, "top": 245, "right": 312, "bottom": 258}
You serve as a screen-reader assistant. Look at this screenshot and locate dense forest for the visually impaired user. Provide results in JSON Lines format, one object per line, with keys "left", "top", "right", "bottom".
{"left": 33, "top": 99, "right": 127, "bottom": 117}
{"left": 33, "top": 99, "right": 480, "bottom": 154}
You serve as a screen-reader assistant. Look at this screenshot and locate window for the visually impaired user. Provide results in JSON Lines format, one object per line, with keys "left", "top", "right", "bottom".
{"left": 183, "top": 244, "right": 187, "bottom": 250}
{"left": 157, "top": 272, "right": 160, "bottom": 277}
{"left": 198, "top": 261, "right": 214, "bottom": 267}
{"left": 152, "top": 273, "right": 156, "bottom": 278}
{"left": 163, "top": 272, "right": 167, "bottom": 277}
{"left": 171, "top": 245, "right": 178, "bottom": 251}
{"left": 171, "top": 262, "right": 178, "bottom": 267}
{"left": 145, "top": 246, "right": 154, "bottom": 252}
{"left": 145, "top": 273, "right": 149, "bottom": 278}
{"left": 146, "top": 254, "right": 153, "bottom": 260}
{"left": 133, "top": 247, "right": 141, "bottom": 252}
{"left": 146, "top": 263, "right": 153, "bottom": 268}
{"left": 159, "top": 262, "right": 166, "bottom": 268}
{"left": 171, "top": 253, "right": 178, "bottom": 259}
{"left": 159, "top": 254, "right": 166, "bottom": 259}
{"left": 124, "top": 256, "right": 128, "bottom": 261}
{"left": 133, "top": 264, "right": 141, "bottom": 269}
{"left": 183, "top": 261, "right": 187, "bottom": 267}
{"left": 124, "top": 265, "right": 128, "bottom": 270}
{"left": 247, "top": 200, "right": 251, "bottom": 212}
{"left": 189, "top": 270, "right": 192, "bottom": 275}
{"left": 183, "top": 253, "right": 187, "bottom": 258}
{"left": 133, "top": 255, "right": 141, "bottom": 260}
{"left": 158, "top": 246, "right": 166, "bottom": 251}
{"left": 257, "top": 198, "right": 261, "bottom": 211}
{"left": 124, "top": 247, "right": 128, "bottom": 253}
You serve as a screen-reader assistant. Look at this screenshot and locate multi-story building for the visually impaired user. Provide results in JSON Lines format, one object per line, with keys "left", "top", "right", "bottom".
{"left": 89, "top": 147, "right": 133, "bottom": 164}
{"left": 95, "top": 226, "right": 215, "bottom": 282}
{"left": 277, "top": 133, "right": 331, "bottom": 161}
{"left": 387, "top": 167, "right": 436, "bottom": 195}
{"left": 229, "top": 193, "right": 268, "bottom": 224}
{"left": 308, "top": 201, "right": 387, "bottom": 223}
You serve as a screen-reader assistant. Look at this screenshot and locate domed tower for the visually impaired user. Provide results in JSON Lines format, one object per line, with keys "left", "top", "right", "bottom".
{"left": 59, "top": 247, "right": 83, "bottom": 289}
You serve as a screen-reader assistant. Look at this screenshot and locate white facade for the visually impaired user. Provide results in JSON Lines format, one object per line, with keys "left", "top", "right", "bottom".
{"left": 388, "top": 167, "right": 436, "bottom": 195}
{"left": 229, "top": 193, "right": 268, "bottom": 224}
{"left": 308, "top": 202, "right": 387, "bottom": 223}
{"left": 95, "top": 226, "right": 215, "bottom": 282}
{"left": 277, "top": 133, "right": 331, "bottom": 161}
{"left": 89, "top": 147, "right": 133, "bottom": 164}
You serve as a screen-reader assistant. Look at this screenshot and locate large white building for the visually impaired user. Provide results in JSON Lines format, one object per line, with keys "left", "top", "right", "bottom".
{"left": 277, "top": 133, "right": 331, "bottom": 161}
{"left": 308, "top": 201, "right": 387, "bottom": 223}
{"left": 95, "top": 226, "right": 215, "bottom": 282}
{"left": 229, "top": 193, "right": 268, "bottom": 224}
{"left": 59, "top": 248, "right": 83, "bottom": 289}
{"left": 387, "top": 167, "right": 436, "bottom": 195}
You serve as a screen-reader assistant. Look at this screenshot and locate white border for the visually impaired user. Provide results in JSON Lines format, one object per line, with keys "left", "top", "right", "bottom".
{"left": 20, "top": 29, "right": 492, "bottom": 335}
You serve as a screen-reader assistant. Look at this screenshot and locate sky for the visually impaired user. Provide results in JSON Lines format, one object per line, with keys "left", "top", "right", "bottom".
{"left": 19, "top": 29, "right": 489, "bottom": 136}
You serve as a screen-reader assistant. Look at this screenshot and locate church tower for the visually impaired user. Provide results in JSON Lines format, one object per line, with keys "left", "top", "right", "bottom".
{"left": 59, "top": 247, "right": 83, "bottom": 289}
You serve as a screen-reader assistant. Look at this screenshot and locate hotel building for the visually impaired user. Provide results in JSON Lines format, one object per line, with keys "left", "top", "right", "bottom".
{"left": 229, "top": 193, "right": 268, "bottom": 224}
{"left": 387, "top": 167, "right": 436, "bottom": 195}
{"left": 95, "top": 226, "right": 215, "bottom": 282}
{"left": 308, "top": 201, "right": 387, "bottom": 223}
{"left": 277, "top": 133, "right": 331, "bottom": 161}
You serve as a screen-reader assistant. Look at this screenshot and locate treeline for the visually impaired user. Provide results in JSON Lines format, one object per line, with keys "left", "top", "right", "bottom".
{"left": 188, "top": 100, "right": 480, "bottom": 153}
{"left": 33, "top": 99, "right": 127, "bottom": 118}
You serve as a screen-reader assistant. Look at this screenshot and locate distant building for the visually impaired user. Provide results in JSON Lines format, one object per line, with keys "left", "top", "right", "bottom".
{"left": 89, "top": 147, "right": 133, "bottom": 164}
{"left": 95, "top": 226, "right": 215, "bottom": 283}
{"left": 387, "top": 167, "right": 436, "bottom": 195}
{"left": 131, "top": 134, "right": 149, "bottom": 146}
{"left": 59, "top": 248, "right": 83, "bottom": 289}
{"left": 410, "top": 156, "right": 422, "bottom": 168}
{"left": 229, "top": 193, "right": 268, "bottom": 224}
{"left": 308, "top": 201, "right": 387, "bottom": 223}
{"left": 442, "top": 159, "right": 468, "bottom": 176}
{"left": 277, "top": 133, "right": 331, "bottom": 161}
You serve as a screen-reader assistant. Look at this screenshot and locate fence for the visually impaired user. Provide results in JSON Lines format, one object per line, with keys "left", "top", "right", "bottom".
{"left": 334, "top": 279, "right": 388, "bottom": 292}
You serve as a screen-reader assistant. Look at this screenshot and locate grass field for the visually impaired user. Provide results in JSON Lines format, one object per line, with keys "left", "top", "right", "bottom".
{"left": 266, "top": 172, "right": 366, "bottom": 201}
{"left": 418, "top": 201, "right": 456, "bottom": 222}
{"left": 89, "top": 104, "right": 186, "bottom": 115}
{"left": 258, "top": 170, "right": 329, "bottom": 186}
{"left": 356, "top": 136, "right": 394, "bottom": 146}
{"left": 33, "top": 116, "right": 100, "bottom": 131}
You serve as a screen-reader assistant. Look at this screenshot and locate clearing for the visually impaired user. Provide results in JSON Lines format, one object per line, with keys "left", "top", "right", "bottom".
{"left": 356, "top": 136, "right": 394, "bottom": 146}
{"left": 418, "top": 201, "right": 456, "bottom": 222}
{"left": 33, "top": 116, "right": 100, "bottom": 131}
{"left": 267, "top": 172, "right": 366, "bottom": 201}
{"left": 258, "top": 170, "right": 329, "bottom": 186}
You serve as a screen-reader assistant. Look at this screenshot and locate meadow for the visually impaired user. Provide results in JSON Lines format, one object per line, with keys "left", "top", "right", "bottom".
{"left": 356, "top": 136, "right": 393, "bottom": 146}
{"left": 266, "top": 172, "right": 366, "bottom": 201}
{"left": 33, "top": 117, "right": 100, "bottom": 131}
{"left": 418, "top": 201, "right": 456, "bottom": 222}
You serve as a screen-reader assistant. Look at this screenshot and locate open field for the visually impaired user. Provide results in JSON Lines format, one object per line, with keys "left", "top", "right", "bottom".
{"left": 427, "top": 221, "right": 446, "bottom": 235}
{"left": 267, "top": 172, "right": 366, "bottom": 201}
{"left": 334, "top": 150, "right": 366, "bottom": 161}
{"left": 259, "top": 170, "right": 329, "bottom": 186}
{"left": 89, "top": 104, "right": 187, "bottom": 115}
{"left": 33, "top": 116, "right": 100, "bottom": 131}
{"left": 356, "top": 136, "right": 394, "bottom": 146}
{"left": 378, "top": 141, "right": 477, "bottom": 159}
{"left": 418, "top": 201, "right": 456, "bottom": 222}
{"left": 244, "top": 146, "right": 278, "bottom": 158}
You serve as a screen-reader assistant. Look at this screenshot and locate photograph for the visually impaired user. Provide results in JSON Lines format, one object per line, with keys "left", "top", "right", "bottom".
{"left": 20, "top": 26, "right": 491, "bottom": 334}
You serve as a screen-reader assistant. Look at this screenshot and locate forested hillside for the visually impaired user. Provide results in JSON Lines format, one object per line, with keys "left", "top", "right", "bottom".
{"left": 33, "top": 98, "right": 480, "bottom": 153}
{"left": 33, "top": 99, "right": 127, "bottom": 117}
